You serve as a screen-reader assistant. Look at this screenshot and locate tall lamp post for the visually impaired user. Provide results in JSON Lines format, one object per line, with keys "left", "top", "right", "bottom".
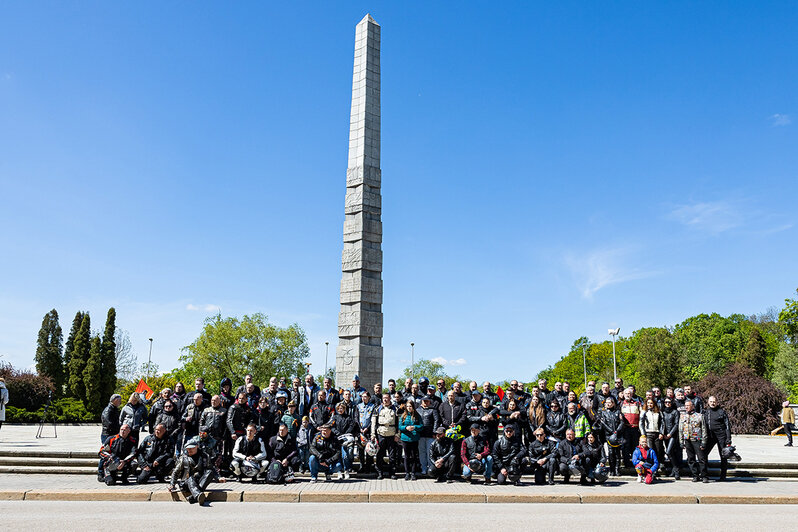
{"left": 147, "top": 338, "right": 153, "bottom": 380}
{"left": 608, "top": 328, "right": 620, "bottom": 381}
{"left": 581, "top": 338, "right": 589, "bottom": 390}
{"left": 324, "top": 341, "right": 329, "bottom": 379}
{"left": 410, "top": 342, "right": 415, "bottom": 382}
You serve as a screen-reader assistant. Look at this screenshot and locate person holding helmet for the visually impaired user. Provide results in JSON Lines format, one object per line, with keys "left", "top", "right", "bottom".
{"left": 492, "top": 425, "right": 524, "bottom": 485}
{"left": 593, "top": 396, "right": 625, "bottom": 476}
{"left": 169, "top": 440, "right": 225, "bottom": 504}
{"left": 461, "top": 423, "right": 493, "bottom": 484}
{"left": 231, "top": 423, "right": 268, "bottom": 482}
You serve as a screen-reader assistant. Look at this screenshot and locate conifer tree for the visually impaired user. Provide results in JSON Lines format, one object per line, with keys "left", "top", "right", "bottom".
{"left": 100, "top": 308, "right": 117, "bottom": 403}
{"left": 84, "top": 334, "right": 104, "bottom": 413}
{"left": 63, "top": 311, "right": 84, "bottom": 376}
{"left": 34, "top": 309, "right": 64, "bottom": 395}
{"left": 68, "top": 313, "right": 91, "bottom": 401}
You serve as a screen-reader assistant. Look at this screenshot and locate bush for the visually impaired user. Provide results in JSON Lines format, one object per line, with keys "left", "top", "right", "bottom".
{"left": 695, "top": 363, "right": 784, "bottom": 434}
{"left": 4, "top": 398, "right": 97, "bottom": 423}
{"left": 0, "top": 362, "right": 54, "bottom": 411}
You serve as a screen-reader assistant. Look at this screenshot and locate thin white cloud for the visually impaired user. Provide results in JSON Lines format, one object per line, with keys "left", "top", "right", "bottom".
{"left": 186, "top": 303, "right": 221, "bottom": 312}
{"left": 431, "top": 356, "right": 467, "bottom": 367}
{"left": 565, "top": 248, "right": 658, "bottom": 299}
{"left": 668, "top": 200, "right": 743, "bottom": 234}
{"left": 771, "top": 114, "right": 791, "bottom": 127}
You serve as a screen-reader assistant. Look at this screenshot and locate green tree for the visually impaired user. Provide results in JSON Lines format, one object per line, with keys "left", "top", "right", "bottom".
{"left": 395, "top": 358, "right": 465, "bottom": 389}
{"left": 779, "top": 288, "right": 798, "bottom": 343}
{"left": 67, "top": 313, "right": 90, "bottom": 401}
{"left": 772, "top": 343, "right": 798, "bottom": 399}
{"left": 629, "top": 327, "right": 686, "bottom": 391}
{"left": 674, "top": 313, "right": 746, "bottom": 380}
{"left": 176, "top": 313, "right": 309, "bottom": 390}
{"left": 738, "top": 327, "right": 768, "bottom": 377}
{"left": 99, "top": 308, "right": 117, "bottom": 405}
{"left": 83, "top": 335, "right": 104, "bottom": 414}
{"left": 34, "top": 309, "right": 64, "bottom": 396}
{"left": 63, "top": 311, "right": 84, "bottom": 375}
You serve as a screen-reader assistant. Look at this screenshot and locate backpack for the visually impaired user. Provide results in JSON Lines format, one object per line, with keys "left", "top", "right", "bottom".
{"left": 267, "top": 460, "right": 284, "bottom": 484}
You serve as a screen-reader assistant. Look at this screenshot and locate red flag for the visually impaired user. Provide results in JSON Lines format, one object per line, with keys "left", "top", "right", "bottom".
{"left": 496, "top": 386, "right": 505, "bottom": 401}
{"left": 135, "top": 379, "right": 155, "bottom": 401}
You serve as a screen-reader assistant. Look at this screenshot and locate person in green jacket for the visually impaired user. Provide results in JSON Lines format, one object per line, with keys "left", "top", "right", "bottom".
{"left": 399, "top": 400, "right": 422, "bottom": 480}
{"left": 566, "top": 402, "right": 591, "bottom": 442}
{"left": 281, "top": 401, "right": 300, "bottom": 440}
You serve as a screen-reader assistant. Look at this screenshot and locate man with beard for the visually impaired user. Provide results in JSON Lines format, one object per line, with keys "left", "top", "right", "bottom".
{"left": 679, "top": 400, "right": 709, "bottom": 483}
{"left": 428, "top": 426, "right": 459, "bottom": 482}
{"left": 492, "top": 425, "right": 523, "bottom": 485}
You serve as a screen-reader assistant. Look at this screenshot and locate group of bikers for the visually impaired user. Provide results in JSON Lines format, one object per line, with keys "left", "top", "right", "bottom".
{"left": 97, "top": 373, "right": 736, "bottom": 501}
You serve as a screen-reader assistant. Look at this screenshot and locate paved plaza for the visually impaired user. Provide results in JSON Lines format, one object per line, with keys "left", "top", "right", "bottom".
{"left": 0, "top": 424, "right": 797, "bottom": 504}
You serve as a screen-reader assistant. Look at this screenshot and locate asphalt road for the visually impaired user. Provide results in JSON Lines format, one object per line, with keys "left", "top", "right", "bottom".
{"left": 2, "top": 501, "right": 798, "bottom": 530}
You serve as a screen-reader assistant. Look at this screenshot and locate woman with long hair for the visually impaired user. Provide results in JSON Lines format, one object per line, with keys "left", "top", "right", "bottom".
{"left": 640, "top": 397, "right": 664, "bottom": 474}
{"left": 398, "top": 400, "right": 422, "bottom": 480}
{"left": 524, "top": 395, "right": 547, "bottom": 446}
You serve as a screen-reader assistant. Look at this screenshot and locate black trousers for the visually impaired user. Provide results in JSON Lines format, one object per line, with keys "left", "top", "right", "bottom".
{"left": 137, "top": 457, "right": 175, "bottom": 484}
{"left": 401, "top": 441, "right": 420, "bottom": 474}
{"left": 705, "top": 430, "right": 728, "bottom": 478}
{"left": 664, "top": 437, "right": 682, "bottom": 474}
{"left": 522, "top": 457, "right": 555, "bottom": 483}
{"left": 784, "top": 423, "right": 794, "bottom": 445}
{"left": 429, "top": 454, "right": 459, "bottom": 480}
{"left": 376, "top": 435, "right": 398, "bottom": 474}
{"left": 684, "top": 439, "right": 707, "bottom": 479}
{"left": 623, "top": 427, "right": 639, "bottom": 465}
{"left": 495, "top": 463, "right": 521, "bottom": 484}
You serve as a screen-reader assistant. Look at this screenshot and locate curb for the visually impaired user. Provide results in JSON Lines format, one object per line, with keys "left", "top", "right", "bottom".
{"left": 5, "top": 489, "right": 798, "bottom": 504}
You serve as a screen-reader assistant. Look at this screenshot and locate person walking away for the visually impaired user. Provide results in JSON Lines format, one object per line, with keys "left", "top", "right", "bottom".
{"left": 782, "top": 401, "right": 795, "bottom": 447}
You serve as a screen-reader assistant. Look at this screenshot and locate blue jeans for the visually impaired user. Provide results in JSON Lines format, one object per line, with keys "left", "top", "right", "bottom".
{"left": 462, "top": 455, "right": 494, "bottom": 480}
{"left": 341, "top": 444, "right": 354, "bottom": 472}
{"left": 418, "top": 437, "right": 433, "bottom": 474}
{"left": 308, "top": 455, "right": 344, "bottom": 479}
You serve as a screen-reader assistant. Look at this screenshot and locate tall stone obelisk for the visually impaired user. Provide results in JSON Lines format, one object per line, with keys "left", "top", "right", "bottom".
{"left": 336, "top": 14, "right": 383, "bottom": 390}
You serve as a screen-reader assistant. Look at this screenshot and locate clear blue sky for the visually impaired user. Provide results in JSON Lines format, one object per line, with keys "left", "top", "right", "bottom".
{"left": 1, "top": 2, "right": 796, "bottom": 383}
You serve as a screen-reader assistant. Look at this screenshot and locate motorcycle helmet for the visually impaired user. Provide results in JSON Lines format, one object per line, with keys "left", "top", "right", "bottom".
{"left": 445, "top": 426, "right": 464, "bottom": 441}
{"left": 593, "top": 462, "right": 610, "bottom": 483}
{"left": 468, "top": 459, "right": 485, "bottom": 475}
{"left": 241, "top": 459, "right": 260, "bottom": 478}
{"left": 607, "top": 432, "right": 622, "bottom": 448}
{"left": 365, "top": 440, "right": 379, "bottom": 457}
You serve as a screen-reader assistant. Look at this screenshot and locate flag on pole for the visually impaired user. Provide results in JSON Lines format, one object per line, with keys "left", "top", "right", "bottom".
{"left": 135, "top": 379, "right": 155, "bottom": 402}
{"left": 496, "top": 386, "right": 505, "bottom": 401}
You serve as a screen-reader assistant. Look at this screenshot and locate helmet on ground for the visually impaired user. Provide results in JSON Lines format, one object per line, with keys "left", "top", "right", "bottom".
{"left": 593, "top": 463, "right": 610, "bottom": 483}
{"left": 365, "top": 440, "right": 379, "bottom": 457}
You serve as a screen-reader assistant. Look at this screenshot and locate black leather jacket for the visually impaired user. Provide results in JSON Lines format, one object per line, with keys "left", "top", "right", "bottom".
{"left": 546, "top": 409, "right": 567, "bottom": 439}
{"left": 703, "top": 406, "right": 732, "bottom": 441}
{"left": 268, "top": 434, "right": 298, "bottom": 461}
{"left": 438, "top": 401, "right": 466, "bottom": 427}
{"left": 429, "top": 437, "right": 456, "bottom": 462}
{"left": 331, "top": 412, "right": 359, "bottom": 437}
{"left": 492, "top": 436, "right": 524, "bottom": 467}
{"left": 662, "top": 407, "right": 680, "bottom": 439}
{"left": 418, "top": 405, "right": 441, "bottom": 437}
{"left": 527, "top": 438, "right": 556, "bottom": 463}
{"left": 200, "top": 406, "right": 228, "bottom": 438}
{"left": 138, "top": 433, "right": 172, "bottom": 466}
{"left": 101, "top": 403, "right": 120, "bottom": 438}
{"left": 555, "top": 438, "right": 579, "bottom": 465}
{"left": 155, "top": 410, "right": 180, "bottom": 440}
{"left": 594, "top": 409, "right": 625, "bottom": 437}
{"left": 310, "top": 434, "right": 342, "bottom": 464}
{"left": 226, "top": 402, "right": 252, "bottom": 436}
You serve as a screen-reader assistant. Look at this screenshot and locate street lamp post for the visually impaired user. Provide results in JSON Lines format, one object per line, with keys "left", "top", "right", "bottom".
{"left": 324, "top": 341, "right": 329, "bottom": 379}
{"left": 582, "top": 339, "right": 588, "bottom": 390}
{"left": 147, "top": 338, "right": 153, "bottom": 380}
{"left": 410, "top": 342, "right": 415, "bottom": 382}
{"left": 608, "top": 328, "right": 620, "bottom": 381}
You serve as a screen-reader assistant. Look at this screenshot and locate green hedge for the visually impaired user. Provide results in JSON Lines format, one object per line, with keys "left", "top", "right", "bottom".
{"left": 5, "top": 398, "right": 98, "bottom": 423}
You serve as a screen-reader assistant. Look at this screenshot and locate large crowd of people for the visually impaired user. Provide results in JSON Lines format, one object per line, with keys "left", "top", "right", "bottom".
{"left": 97, "top": 373, "right": 742, "bottom": 502}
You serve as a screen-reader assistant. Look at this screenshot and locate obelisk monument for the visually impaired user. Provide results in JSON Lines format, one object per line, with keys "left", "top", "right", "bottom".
{"left": 336, "top": 14, "right": 383, "bottom": 390}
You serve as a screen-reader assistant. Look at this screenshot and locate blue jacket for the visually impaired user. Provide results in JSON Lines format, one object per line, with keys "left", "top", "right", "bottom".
{"left": 632, "top": 446, "right": 659, "bottom": 472}
{"left": 399, "top": 413, "right": 421, "bottom": 442}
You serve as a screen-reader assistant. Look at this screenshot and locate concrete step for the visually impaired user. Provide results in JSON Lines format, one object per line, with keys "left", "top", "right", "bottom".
{"left": 0, "top": 450, "right": 97, "bottom": 459}
{"left": 0, "top": 466, "right": 97, "bottom": 475}
{"left": 0, "top": 457, "right": 98, "bottom": 467}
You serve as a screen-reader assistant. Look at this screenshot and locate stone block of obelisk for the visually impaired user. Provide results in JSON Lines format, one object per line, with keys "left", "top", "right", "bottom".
{"left": 336, "top": 14, "right": 383, "bottom": 391}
